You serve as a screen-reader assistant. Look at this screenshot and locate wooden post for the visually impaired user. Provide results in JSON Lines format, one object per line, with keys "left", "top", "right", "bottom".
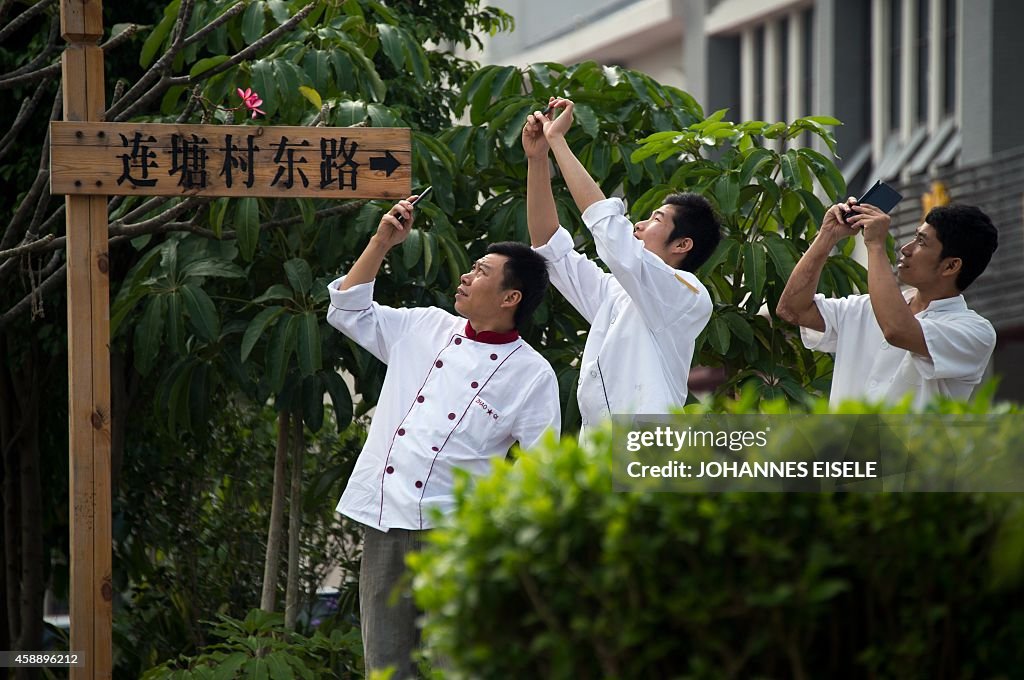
{"left": 60, "top": 0, "right": 113, "bottom": 677}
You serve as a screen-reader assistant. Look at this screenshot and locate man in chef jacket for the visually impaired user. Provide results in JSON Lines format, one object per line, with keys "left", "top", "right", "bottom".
{"left": 777, "top": 199, "right": 998, "bottom": 410}
{"left": 522, "top": 98, "right": 722, "bottom": 430}
{"left": 325, "top": 196, "right": 561, "bottom": 678}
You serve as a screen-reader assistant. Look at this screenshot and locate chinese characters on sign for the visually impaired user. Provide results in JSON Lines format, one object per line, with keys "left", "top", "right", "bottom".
{"left": 51, "top": 122, "right": 411, "bottom": 200}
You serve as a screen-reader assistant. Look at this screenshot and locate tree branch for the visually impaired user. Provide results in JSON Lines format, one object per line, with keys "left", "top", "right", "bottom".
{"left": 165, "top": 2, "right": 316, "bottom": 88}
{"left": 182, "top": 1, "right": 245, "bottom": 48}
{"left": 0, "top": 79, "right": 52, "bottom": 163}
{"left": 0, "top": 0, "right": 55, "bottom": 44}
{"left": 106, "top": 0, "right": 195, "bottom": 120}
{"left": 0, "top": 236, "right": 54, "bottom": 261}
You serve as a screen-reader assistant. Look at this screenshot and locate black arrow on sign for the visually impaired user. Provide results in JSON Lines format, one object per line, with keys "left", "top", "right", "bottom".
{"left": 369, "top": 150, "right": 401, "bottom": 177}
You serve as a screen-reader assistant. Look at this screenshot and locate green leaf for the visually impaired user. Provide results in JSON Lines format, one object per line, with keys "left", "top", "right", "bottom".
{"left": 236, "top": 197, "right": 260, "bottom": 261}
{"left": 723, "top": 311, "right": 755, "bottom": 347}
{"left": 267, "top": 314, "right": 300, "bottom": 394}
{"left": 242, "top": 1, "right": 266, "bottom": 45}
{"left": 181, "top": 259, "right": 245, "bottom": 280}
{"left": 322, "top": 371, "right": 354, "bottom": 431}
{"left": 241, "top": 306, "right": 285, "bottom": 363}
{"left": 189, "top": 55, "right": 230, "bottom": 79}
{"left": 707, "top": 315, "right": 731, "bottom": 355}
{"left": 134, "top": 295, "right": 165, "bottom": 376}
{"left": 140, "top": 0, "right": 179, "bottom": 68}
{"left": 298, "top": 85, "right": 322, "bottom": 110}
{"left": 403, "top": 228, "right": 423, "bottom": 269}
{"left": 253, "top": 284, "right": 294, "bottom": 304}
{"left": 302, "top": 375, "right": 325, "bottom": 433}
{"left": 297, "top": 312, "right": 322, "bottom": 377}
{"left": 714, "top": 174, "right": 739, "bottom": 214}
{"left": 209, "top": 197, "right": 229, "bottom": 238}
{"left": 250, "top": 59, "right": 277, "bottom": 117}
{"left": 574, "top": 103, "right": 600, "bottom": 138}
{"left": 762, "top": 234, "right": 796, "bottom": 280}
{"left": 284, "top": 259, "right": 313, "bottom": 296}
{"left": 377, "top": 23, "right": 405, "bottom": 71}
{"left": 181, "top": 283, "right": 220, "bottom": 342}
{"left": 742, "top": 240, "right": 767, "bottom": 313}
{"left": 266, "top": 0, "right": 290, "bottom": 24}
{"left": 166, "top": 291, "right": 185, "bottom": 354}
{"left": 803, "top": 115, "right": 842, "bottom": 126}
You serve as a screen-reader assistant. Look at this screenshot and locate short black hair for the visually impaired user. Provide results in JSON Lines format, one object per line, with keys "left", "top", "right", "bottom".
{"left": 926, "top": 204, "right": 998, "bottom": 290}
{"left": 663, "top": 193, "right": 723, "bottom": 272}
{"left": 485, "top": 241, "right": 550, "bottom": 328}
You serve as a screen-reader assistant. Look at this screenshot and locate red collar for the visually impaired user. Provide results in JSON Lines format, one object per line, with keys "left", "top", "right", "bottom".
{"left": 464, "top": 321, "right": 519, "bottom": 345}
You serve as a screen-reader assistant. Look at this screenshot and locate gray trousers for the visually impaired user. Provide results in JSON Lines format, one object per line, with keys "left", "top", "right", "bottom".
{"left": 360, "top": 525, "right": 426, "bottom": 679}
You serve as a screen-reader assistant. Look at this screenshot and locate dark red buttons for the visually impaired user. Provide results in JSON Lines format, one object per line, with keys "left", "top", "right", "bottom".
{"left": 397, "top": 428, "right": 405, "bottom": 436}
{"left": 490, "top": 353, "right": 498, "bottom": 360}
{"left": 386, "top": 466, "right": 394, "bottom": 474}
{"left": 417, "top": 395, "right": 424, "bottom": 403}
{"left": 435, "top": 360, "right": 443, "bottom": 368}
{"left": 415, "top": 481, "right": 423, "bottom": 488}
{"left": 448, "top": 413, "right": 456, "bottom": 420}
{"left": 454, "top": 337, "right": 462, "bottom": 345}
{"left": 471, "top": 381, "right": 479, "bottom": 389}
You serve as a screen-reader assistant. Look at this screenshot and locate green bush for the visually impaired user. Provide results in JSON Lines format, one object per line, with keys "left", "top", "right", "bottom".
{"left": 141, "top": 609, "right": 362, "bottom": 679}
{"left": 409, "top": 399, "right": 1024, "bottom": 679}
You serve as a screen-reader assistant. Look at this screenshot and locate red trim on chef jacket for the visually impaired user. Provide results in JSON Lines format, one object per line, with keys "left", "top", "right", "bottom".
{"left": 464, "top": 321, "right": 519, "bottom": 345}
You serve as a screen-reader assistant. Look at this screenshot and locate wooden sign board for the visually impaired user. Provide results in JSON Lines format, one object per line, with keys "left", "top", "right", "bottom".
{"left": 50, "top": 122, "right": 411, "bottom": 199}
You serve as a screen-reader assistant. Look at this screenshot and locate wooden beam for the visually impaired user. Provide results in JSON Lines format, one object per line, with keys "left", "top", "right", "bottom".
{"left": 60, "top": 0, "right": 112, "bottom": 677}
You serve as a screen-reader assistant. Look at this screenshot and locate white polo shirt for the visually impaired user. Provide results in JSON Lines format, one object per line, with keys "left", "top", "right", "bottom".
{"left": 326, "top": 277, "right": 561, "bottom": 531}
{"left": 533, "top": 198, "right": 712, "bottom": 426}
{"left": 801, "top": 291, "right": 995, "bottom": 410}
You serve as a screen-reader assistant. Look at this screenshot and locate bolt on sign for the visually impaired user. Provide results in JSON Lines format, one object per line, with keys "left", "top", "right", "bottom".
{"left": 50, "top": 122, "right": 411, "bottom": 199}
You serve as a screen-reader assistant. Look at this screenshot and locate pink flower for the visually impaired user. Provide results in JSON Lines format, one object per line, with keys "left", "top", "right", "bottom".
{"left": 236, "top": 87, "right": 265, "bottom": 118}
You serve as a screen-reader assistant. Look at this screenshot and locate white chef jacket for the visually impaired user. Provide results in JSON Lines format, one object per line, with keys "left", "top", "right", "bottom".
{"left": 533, "top": 198, "right": 713, "bottom": 426}
{"left": 326, "top": 277, "right": 561, "bottom": 531}
{"left": 801, "top": 291, "right": 995, "bottom": 410}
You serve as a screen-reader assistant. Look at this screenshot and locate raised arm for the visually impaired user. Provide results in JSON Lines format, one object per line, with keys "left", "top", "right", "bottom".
{"left": 542, "top": 98, "right": 605, "bottom": 214}
{"left": 857, "top": 203, "right": 929, "bottom": 356}
{"left": 776, "top": 201, "right": 859, "bottom": 331}
{"left": 523, "top": 110, "right": 559, "bottom": 247}
{"left": 339, "top": 196, "right": 418, "bottom": 291}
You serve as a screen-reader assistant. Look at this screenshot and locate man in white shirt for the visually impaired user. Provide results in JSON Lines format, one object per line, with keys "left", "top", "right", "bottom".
{"left": 326, "top": 197, "right": 561, "bottom": 677}
{"left": 777, "top": 199, "right": 999, "bottom": 409}
{"left": 522, "top": 98, "right": 722, "bottom": 429}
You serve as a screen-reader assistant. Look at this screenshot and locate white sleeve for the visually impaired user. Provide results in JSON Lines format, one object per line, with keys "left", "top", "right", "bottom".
{"left": 533, "top": 226, "right": 616, "bottom": 324}
{"left": 511, "top": 368, "right": 562, "bottom": 450}
{"left": 325, "top": 276, "right": 432, "bottom": 363}
{"left": 801, "top": 293, "right": 847, "bottom": 353}
{"left": 584, "top": 198, "right": 708, "bottom": 333}
{"left": 913, "top": 315, "right": 996, "bottom": 380}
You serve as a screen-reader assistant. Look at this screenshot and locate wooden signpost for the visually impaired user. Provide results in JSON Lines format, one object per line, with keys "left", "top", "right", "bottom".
{"left": 54, "top": 2, "right": 411, "bottom": 677}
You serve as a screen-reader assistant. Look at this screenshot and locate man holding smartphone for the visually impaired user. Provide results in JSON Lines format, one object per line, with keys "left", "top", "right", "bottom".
{"left": 523, "top": 98, "right": 722, "bottom": 430}
{"left": 777, "top": 196, "right": 999, "bottom": 409}
{"left": 326, "top": 194, "right": 561, "bottom": 677}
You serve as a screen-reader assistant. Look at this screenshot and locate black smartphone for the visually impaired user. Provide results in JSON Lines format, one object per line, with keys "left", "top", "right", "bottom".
{"left": 397, "top": 186, "right": 432, "bottom": 223}
{"left": 844, "top": 180, "right": 903, "bottom": 222}
{"left": 541, "top": 102, "right": 554, "bottom": 115}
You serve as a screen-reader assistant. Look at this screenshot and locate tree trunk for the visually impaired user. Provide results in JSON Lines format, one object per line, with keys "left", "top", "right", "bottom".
{"left": 284, "top": 415, "right": 304, "bottom": 631}
{"left": 260, "top": 411, "right": 290, "bottom": 612}
{"left": 1, "top": 332, "right": 22, "bottom": 648}
{"left": 15, "top": 343, "right": 44, "bottom": 666}
{"left": 0, "top": 332, "right": 15, "bottom": 653}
